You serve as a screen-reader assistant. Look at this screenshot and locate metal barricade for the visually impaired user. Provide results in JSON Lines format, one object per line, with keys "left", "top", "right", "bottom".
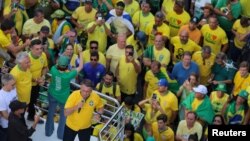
{"left": 98, "top": 105, "right": 125, "bottom": 141}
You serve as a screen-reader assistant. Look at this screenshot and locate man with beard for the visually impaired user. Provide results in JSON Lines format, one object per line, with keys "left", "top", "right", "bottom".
{"left": 96, "top": 71, "right": 121, "bottom": 103}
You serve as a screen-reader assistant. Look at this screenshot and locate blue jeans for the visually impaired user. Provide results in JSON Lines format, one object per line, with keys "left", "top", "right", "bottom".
{"left": 45, "top": 94, "right": 66, "bottom": 140}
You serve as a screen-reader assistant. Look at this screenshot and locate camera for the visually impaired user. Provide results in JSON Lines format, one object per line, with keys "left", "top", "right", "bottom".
{"left": 42, "top": 37, "right": 48, "bottom": 45}
{"left": 152, "top": 93, "right": 157, "bottom": 100}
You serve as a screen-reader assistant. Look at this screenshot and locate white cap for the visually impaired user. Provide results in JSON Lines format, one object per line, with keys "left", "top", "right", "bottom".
{"left": 193, "top": 85, "right": 208, "bottom": 95}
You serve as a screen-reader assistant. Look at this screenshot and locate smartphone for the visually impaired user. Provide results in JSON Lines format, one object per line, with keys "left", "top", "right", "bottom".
{"left": 97, "top": 17, "right": 102, "bottom": 21}
{"left": 152, "top": 93, "right": 157, "bottom": 100}
{"left": 153, "top": 24, "right": 157, "bottom": 30}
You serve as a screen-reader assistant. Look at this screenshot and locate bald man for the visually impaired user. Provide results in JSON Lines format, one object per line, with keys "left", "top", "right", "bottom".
{"left": 170, "top": 30, "right": 201, "bottom": 64}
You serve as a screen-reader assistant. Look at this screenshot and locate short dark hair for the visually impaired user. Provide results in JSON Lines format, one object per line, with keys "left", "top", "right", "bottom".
{"left": 90, "top": 40, "right": 99, "bottom": 46}
{"left": 186, "top": 111, "right": 197, "bottom": 119}
{"left": 202, "top": 46, "right": 212, "bottom": 54}
{"left": 157, "top": 114, "right": 168, "bottom": 123}
{"left": 90, "top": 51, "right": 99, "bottom": 60}
{"left": 182, "top": 51, "right": 192, "bottom": 59}
{"left": 30, "top": 39, "right": 42, "bottom": 48}
{"left": 81, "top": 79, "right": 93, "bottom": 88}
{"left": 116, "top": 1, "right": 125, "bottom": 8}
{"left": 34, "top": 8, "right": 44, "bottom": 17}
{"left": 0, "top": 19, "right": 15, "bottom": 31}
{"left": 239, "top": 61, "right": 249, "bottom": 69}
{"left": 105, "top": 71, "right": 114, "bottom": 78}
{"left": 125, "top": 45, "right": 134, "bottom": 52}
{"left": 151, "top": 60, "right": 161, "bottom": 69}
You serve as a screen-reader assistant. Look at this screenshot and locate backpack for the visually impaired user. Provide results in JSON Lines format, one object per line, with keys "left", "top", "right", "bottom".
{"left": 98, "top": 82, "right": 117, "bottom": 97}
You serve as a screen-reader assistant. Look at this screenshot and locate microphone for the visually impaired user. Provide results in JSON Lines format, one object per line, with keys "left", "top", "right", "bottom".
{"left": 78, "top": 99, "right": 85, "bottom": 113}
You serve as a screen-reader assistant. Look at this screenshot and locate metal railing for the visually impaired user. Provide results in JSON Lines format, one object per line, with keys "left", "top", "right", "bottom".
{"left": 98, "top": 105, "right": 125, "bottom": 141}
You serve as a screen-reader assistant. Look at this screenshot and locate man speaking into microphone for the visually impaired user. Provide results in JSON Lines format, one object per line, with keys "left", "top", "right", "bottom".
{"left": 64, "top": 79, "right": 104, "bottom": 141}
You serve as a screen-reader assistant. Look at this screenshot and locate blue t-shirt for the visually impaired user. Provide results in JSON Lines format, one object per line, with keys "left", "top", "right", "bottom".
{"left": 81, "top": 63, "right": 106, "bottom": 86}
{"left": 172, "top": 61, "right": 199, "bottom": 85}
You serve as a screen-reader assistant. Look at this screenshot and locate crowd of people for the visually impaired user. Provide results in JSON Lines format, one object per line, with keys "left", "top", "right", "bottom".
{"left": 0, "top": 0, "right": 250, "bottom": 141}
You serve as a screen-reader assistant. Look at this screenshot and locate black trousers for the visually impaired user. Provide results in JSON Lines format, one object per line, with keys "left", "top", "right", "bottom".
{"left": 63, "top": 125, "right": 92, "bottom": 141}
{"left": 28, "top": 85, "right": 40, "bottom": 119}
{"left": 0, "top": 126, "right": 7, "bottom": 141}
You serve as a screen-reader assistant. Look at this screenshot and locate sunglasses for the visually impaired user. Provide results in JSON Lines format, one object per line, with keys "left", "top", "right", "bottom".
{"left": 90, "top": 46, "right": 98, "bottom": 49}
{"left": 90, "top": 58, "right": 97, "bottom": 61}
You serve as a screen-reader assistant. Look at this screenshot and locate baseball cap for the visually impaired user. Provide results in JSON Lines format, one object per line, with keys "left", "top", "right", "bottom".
{"left": 158, "top": 79, "right": 168, "bottom": 87}
{"left": 9, "top": 100, "right": 27, "bottom": 112}
{"left": 58, "top": 55, "right": 70, "bottom": 67}
{"left": 40, "top": 26, "right": 50, "bottom": 33}
{"left": 215, "top": 83, "right": 227, "bottom": 93}
{"left": 193, "top": 85, "right": 208, "bottom": 95}
{"left": 51, "top": 9, "right": 65, "bottom": 19}
{"left": 238, "top": 90, "right": 249, "bottom": 99}
{"left": 190, "top": 17, "right": 199, "bottom": 24}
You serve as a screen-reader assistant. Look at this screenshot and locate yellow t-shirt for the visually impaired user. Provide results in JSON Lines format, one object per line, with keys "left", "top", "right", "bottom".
{"left": 118, "top": 56, "right": 139, "bottom": 94}
{"left": 170, "top": 36, "right": 201, "bottom": 64}
{"left": 124, "top": 0, "right": 140, "bottom": 17}
{"left": 106, "top": 44, "right": 140, "bottom": 74}
{"left": 124, "top": 133, "right": 143, "bottom": 141}
{"left": 86, "top": 22, "right": 110, "bottom": 53}
{"left": 145, "top": 71, "right": 160, "bottom": 99}
{"left": 70, "top": 54, "right": 78, "bottom": 68}
{"left": 29, "top": 52, "right": 48, "bottom": 86}
{"left": 146, "top": 22, "right": 170, "bottom": 45}
{"left": 176, "top": 120, "right": 203, "bottom": 140}
{"left": 233, "top": 72, "right": 250, "bottom": 96}
{"left": 153, "top": 47, "right": 171, "bottom": 66}
{"left": 232, "top": 19, "right": 250, "bottom": 49}
{"left": 10, "top": 65, "right": 32, "bottom": 104}
{"left": 152, "top": 122, "right": 175, "bottom": 141}
{"left": 65, "top": 90, "right": 104, "bottom": 131}
{"left": 22, "top": 18, "right": 51, "bottom": 36}
{"left": 82, "top": 50, "right": 106, "bottom": 67}
{"left": 201, "top": 24, "right": 228, "bottom": 55}
{"left": 166, "top": 10, "right": 190, "bottom": 37}
{"left": 0, "top": 30, "right": 11, "bottom": 67}
{"left": 51, "top": 19, "right": 71, "bottom": 35}
{"left": 92, "top": 123, "right": 117, "bottom": 139}
{"left": 132, "top": 11, "right": 154, "bottom": 33}
{"left": 246, "top": 86, "right": 250, "bottom": 107}
{"left": 162, "top": 0, "right": 175, "bottom": 15}
{"left": 240, "top": 0, "right": 250, "bottom": 17}
{"left": 96, "top": 82, "right": 121, "bottom": 98}
{"left": 154, "top": 90, "right": 178, "bottom": 124}
{"left": 144, "top": 104, "right": 162, "bottom": 124}
{"left": 210, "top": 91, "right": 229, "bottom": 114}
{"left": 192, "top": 51, "right": 215, "bottom": 85}
{"left": 72, "top": 6, "right": 97, "bottom": 32}
{"left": 191, "top": 98, "right": 204, "bottom": 111}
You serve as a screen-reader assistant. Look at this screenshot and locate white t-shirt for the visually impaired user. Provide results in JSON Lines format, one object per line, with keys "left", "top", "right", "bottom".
{"left": 0, "top": 88, "right": 17, "bottom": 128}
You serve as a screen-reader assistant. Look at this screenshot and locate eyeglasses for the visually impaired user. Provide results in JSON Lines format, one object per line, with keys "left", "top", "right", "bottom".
{"left": 90, "top": 46, "right": 98, "bottom": 49}
{"left": 90, "top": 58, "right": 97, "bottom": 61}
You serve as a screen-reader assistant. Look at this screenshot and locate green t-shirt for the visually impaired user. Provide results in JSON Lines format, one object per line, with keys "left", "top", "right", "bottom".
{"left": 48, "top": 66, "right": 77, "bottom": 104}
{"left": 92, "top": 0, "right": 112, "bottom": 16}
{"left": 212, "top": 62, "right": 236, "bottom": 82}
{"left": 216, "top": 0, "right": 241, "bottom": 31}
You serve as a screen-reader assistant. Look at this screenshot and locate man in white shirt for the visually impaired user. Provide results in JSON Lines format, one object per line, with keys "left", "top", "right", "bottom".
{"left": 0, "top": 74, "right": 17, "bottom": 140}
